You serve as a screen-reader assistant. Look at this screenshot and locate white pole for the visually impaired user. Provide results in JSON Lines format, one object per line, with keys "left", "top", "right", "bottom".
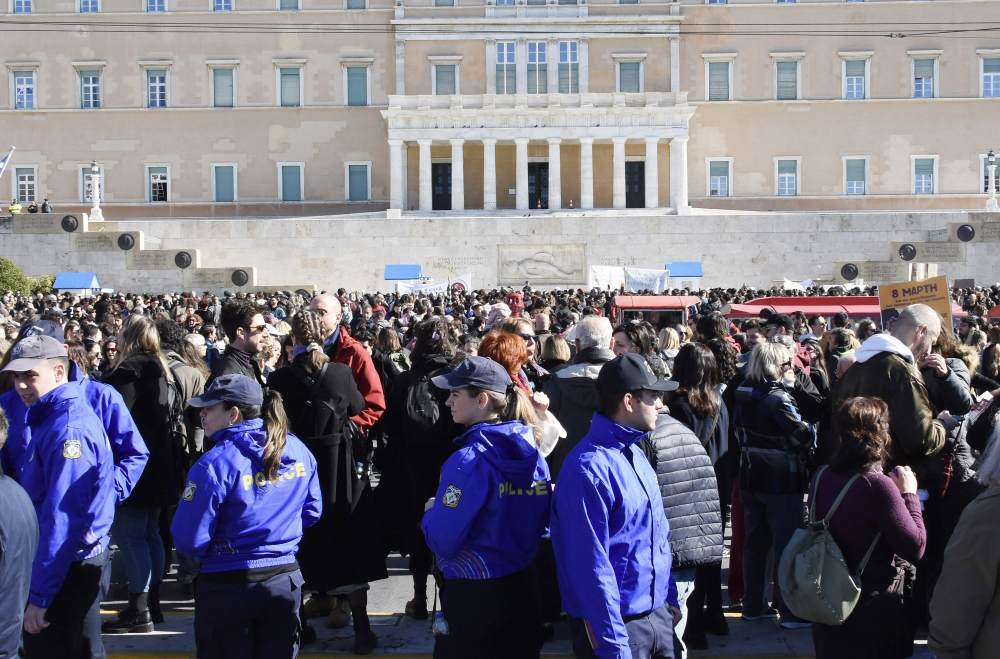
{"left": 987, "top": 162, "right": 998, "bottom": 212}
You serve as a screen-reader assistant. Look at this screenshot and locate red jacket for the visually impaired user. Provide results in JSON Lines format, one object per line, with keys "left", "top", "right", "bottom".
{"left": 725, "top": 334, "right": 742, "bottom": 355}
{"left": 328, "top": 330, "right": 386, "bottom": 432}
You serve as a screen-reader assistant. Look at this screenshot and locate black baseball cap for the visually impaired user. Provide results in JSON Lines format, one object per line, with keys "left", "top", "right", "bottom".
{"left": 188, "top": 374, "right": 264, "bottom": 408}
{"left": 596, "top": 353, "right": 678, "bottom": 398}
{"left": 17, "top": 320, "right": 65, "bottom": 343}
{"left": 2, "top": 335, "right": 69, "bottom": 372}
{"left": 431, "top": 356, "right": 512, "bottom": 394}
{"left": 764, "top": 313, "right": 794, "bottom": 333}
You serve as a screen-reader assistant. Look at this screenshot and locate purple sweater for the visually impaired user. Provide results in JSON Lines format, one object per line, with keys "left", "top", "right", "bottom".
{"left": 806, "top": 469, "right": 926, "bottom": 572}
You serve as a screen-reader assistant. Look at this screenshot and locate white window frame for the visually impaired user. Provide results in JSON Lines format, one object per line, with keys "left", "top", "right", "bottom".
{"left": 12, "top": 165, "right": 37, "bottom": 204}
{"left": 144, "top": 163, "right": 171, "bottom": 203}
{"left": 705, "top": 157, "right": 734, "bottom": 197}
{"left": 212, "top": 0, "right": 231, "bottom": 11}
{"left": 771, "top": 52, "right": 804, "bottom": 101}
{"left": 558, "top": 40, "right": 579, "bottom": 94}
{"left": 8, "top": 64, "right": 39, "bottom": 110}
{"left": 344, "top": 161, "right": 372, "bottom": 202}
{"left": 839, "top": 52, "right": 872, "bottom": 100}
{"left": 275, "top": 0, "right": 298, "bottom": 8}
{"left": 978, "top": 153, "right": 1000, "bottom": 194}
{"left": 910, "top": 155, "right": 939, "bottom": 195}
{"left": 77, "top": 163, "right": 106, "bottom": 203}
{"left": 841, "top": 156, "right": 870, "bottom": 196}
{"left": 527, "top": 41, "right": 547, "bottom": 95}
{"left": 210, "top": 163, "right": 238, "bottom": 202}
{"left": 429, "top": 56, "right": 462, "bottom": 95}
{"left": 494, "top": 42, "right": 515, "bottom": 95}
{"left": 613, "top": 54, "right": 646, "bottom": 93}
{"left": 146, "top": 0, "right": 166, "bottom": 11}
{"left": 72, "top": 61, "right": 106, "bottom": 109}
{"left": 773, "top": 157, "right": 801, "bottom": 196}
{"left": 277, "top": 162, "right": 305, "bottom": 202}
{"left": 702, "top": 53, "right": 735, "bottom": 102}
{"left": 139, "top": 60, "right": 172, "bottom": 109}
{"left": 206, "top": 60, "right": 238, "bottom": 108}
{"left": 273, "top": 59, "right": 306, "bottom": 107}
{"left": 908, "top": 50, "right": 941, "bottom": 99}
{"left": 78, "top": 0, "right": 100, "bottom": 12}
{"left": 10, "top": 0, "right": 31, "bottom": 13}
{"left": 345, "top": 0, "right": 366, "bottom": 8}
{"left": 340, "top": 57, "right": 373, "bottom": 107}
{"left": 978, "top": 49, "right": 1000, "bottom": 98}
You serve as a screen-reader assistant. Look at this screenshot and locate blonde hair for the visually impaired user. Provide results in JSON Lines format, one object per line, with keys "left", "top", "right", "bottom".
{"left": 658, "top": 327, "right": 680, "bottom": 352}
{"left": 745, "top": 342, "right": 788, "bottom": 383}
{"left": 498, "top": 317, "right": 533, "bottom": 336}
{"left": 466, "top": 386, "right": 542, "bottom": 447}
{"left": 117, "top": 314, "right": 173, "bottom": 383}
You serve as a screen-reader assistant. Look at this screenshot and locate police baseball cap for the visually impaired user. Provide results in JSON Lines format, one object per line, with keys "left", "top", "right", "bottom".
{"left": 187, "top": 374, "right": 264, "bottom": 408}
{"left": 596, "top": 353, "right": 678, "bottom": 398}
{"left": 2, "top": 335, "right": 69, "bottom": 373}
{"left": 16, "top": 320, "right": 65, "bottom": 343}
{"left": 431, "top": 356, "right": 512, "bottom": 394}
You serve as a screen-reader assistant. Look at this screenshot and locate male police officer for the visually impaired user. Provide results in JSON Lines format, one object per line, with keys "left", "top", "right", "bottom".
{"left": 3, "top": 335, "right": 115, "bottom": 658}
{"left": 552, "top": 353, "right": 681, "bottom": 659}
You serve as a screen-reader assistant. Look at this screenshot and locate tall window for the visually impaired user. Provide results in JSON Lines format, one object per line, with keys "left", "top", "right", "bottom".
{"left": 147, "top": 0, "right": 165, "bottom": 11}
{"left": 434, "top": 65, "right": 455, "bottom": 95}
{"left": 213, "top": 68, "right": 234, "bottom": 107}
{"left": 280, "top": 68, "right": 301, "bottom": 106}
{"left": 709, "top": 161, "right": 730, "bottom": 196}
{"left": 618, "top": 62, "right": 640, "bottom": 93}
{"left": 80, "top": 0, "right": 99, "bottom": 12}
{"left": 984, "top": 158, "right": 1000, "bottom": 193}
{"left": 496, "top": 42, "right": 515, "bottom": 95}
{"left": 527, "top": 42, "right": 546, "bottom": 94}
{"left": 914, "top": 158, "right": 935, "bottom": 194}
{"left": 776, "top": 61, "right": 798, "bottom": 100}
{"left": 280, "top": 164, "right": 303, "bottom": 201}
{"left": 914, "top": 59, "right": 934, "bottom": 98}
{"left": 845, "top": 159, "right": 866, "bottom": 195}
{"left": 845, "top": 60, "right": 865, "bottom": 99}
{"left": 148, "top": 167, "right": 169, "bottom": 202}
{"left": 147, "top": 70, "right": 167, "bottom": 108}
{"left": 983, "top": 58, "right": 1000, "bottom": 97}
{"left": 346, "top": 67, "right": 368, "bottom": 106}
{"left": 213, "top": 165, "right": 235, "bottom": 202}
{"left": 14, "top": 72, "right": 34, "bottom": 109}
{"left": 214, "top": 0, "right": 231, "bottom": 10}
{"left": 82, "top": 164, "right": 104, "bottom": 202}
{"left": 15, "top": 168, "right": 35, "bottom": 203}
{"left": 777, "top": 160, "right": 797, "bottom": 196}
{"left": 347, "top": 164, "right": 370, "bottom": 201}
{"left": 559, "top": 42, "right": 578, "bottom": 93}
{"left": 80, "top": 70, "right": 101, "bottom": 108}
{"left": 13, "top": 0, "right": 30, "bottom": 12}
{"left": 708, "top": 61, "right": 730, "bottom": 101}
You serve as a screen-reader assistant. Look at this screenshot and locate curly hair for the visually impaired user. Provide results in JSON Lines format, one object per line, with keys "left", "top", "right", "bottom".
{"left": 829, "top": 397, "right": 891, "bottom": 474}
{"left": 703, "top": 337, "right": 738, "bottom": 384}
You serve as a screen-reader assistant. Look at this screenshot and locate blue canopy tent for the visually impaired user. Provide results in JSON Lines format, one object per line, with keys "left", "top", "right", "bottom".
{"left": 384, "top": 264, "right": 422, "bottom": 280}
{"left": 53, "top": 272, "right": 102, "bottom": 296}
{"left": 664, "top": 262, "right": 704, "bottom": 278}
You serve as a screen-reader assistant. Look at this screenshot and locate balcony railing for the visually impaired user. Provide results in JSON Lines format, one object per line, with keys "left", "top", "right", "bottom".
{"left": 387, "top": 91, "right": 688, "bottom": 111}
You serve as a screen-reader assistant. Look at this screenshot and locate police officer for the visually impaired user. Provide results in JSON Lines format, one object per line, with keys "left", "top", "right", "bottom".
{"left": 3, "top": 335, "right": 116, "bottom": 658}
{"left": 552, "top": 353, "right": 682, "bottom": 659}
{"left": 171, "top": 374, "right": 321, "bottom": 659}
{"left": 422, "top": 356, "right": 552, "bottom": 659}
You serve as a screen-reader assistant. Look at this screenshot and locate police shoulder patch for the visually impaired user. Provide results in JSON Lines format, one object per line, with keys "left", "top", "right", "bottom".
{"left": 182, "top": 480, "right": 198, "bottom": 502}
{"left": 62, "top": 439, "right": 82, "bottom": 460}
{"left": 443, "top": 484, "right": 462, "bottom": 508}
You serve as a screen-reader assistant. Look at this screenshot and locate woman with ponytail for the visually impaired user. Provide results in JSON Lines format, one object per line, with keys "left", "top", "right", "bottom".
{"left": 171, "top": 374, "right": 321, "bottom": 659}
{"left": 421, "top": 356, "right": 552, "bottom": 659}
{"left": 267, "top": 310, "right": 384, "bottom": 654}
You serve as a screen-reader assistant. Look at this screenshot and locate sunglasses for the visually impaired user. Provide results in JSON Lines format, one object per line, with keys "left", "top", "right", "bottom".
{"left": 780, "top": 360, "right": 793, "bottom": 369}
{"left": 518, "top": 333, "right": 538, "bottom": 342}
{"left": 245, "top": 324, "right": 268, "bottom": 335}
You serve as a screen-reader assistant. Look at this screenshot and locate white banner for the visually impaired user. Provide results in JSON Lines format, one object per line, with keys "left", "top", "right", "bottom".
{"left": 625, "top": 268, "right": 671, "bottom": 294}
{"left": 397, "top": 273, "right": 473, "bottom": 295}
{"left": 588, "top": 266, "right": 625, "bottom": 291}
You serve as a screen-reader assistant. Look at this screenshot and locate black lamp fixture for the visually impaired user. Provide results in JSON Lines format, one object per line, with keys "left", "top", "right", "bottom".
{"left": 90, "top": 159, "right": 100, "bottom": 176}
{"left": 989, "top": 149, "right": 996, "bottom": 168}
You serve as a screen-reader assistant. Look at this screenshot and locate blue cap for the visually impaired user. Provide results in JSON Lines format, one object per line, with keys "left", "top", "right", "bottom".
{"left": 431, "top": 356, "right": 512, "bottom": 394}
{"left": 17, "top": 320, "right": 64, "bottom": 343}
{"left": 187, "top": 374, "right": 264, "bottom": 408}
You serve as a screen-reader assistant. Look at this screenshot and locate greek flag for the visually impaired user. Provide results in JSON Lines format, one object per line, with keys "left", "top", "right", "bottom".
{"left": 0, "top": 146, "right": 14, "bottom": 181}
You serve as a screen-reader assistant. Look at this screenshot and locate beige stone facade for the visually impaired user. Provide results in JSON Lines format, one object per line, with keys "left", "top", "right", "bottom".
{"left": 2, "top": 0, "right": 999, "bottom": 215}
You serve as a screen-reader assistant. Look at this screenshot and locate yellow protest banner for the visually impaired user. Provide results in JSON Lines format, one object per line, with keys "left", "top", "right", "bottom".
{"left": 878, "top": 275, "right": 952, "bottom": 331}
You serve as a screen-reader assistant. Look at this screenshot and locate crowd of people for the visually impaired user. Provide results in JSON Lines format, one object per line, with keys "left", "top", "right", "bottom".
{"left": 0, "top": 281, "right": 998, "bottom": 659}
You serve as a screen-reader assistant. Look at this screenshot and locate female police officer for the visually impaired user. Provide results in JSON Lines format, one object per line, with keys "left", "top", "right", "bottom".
{"left": 421, "top": 356, "right": 552, "bottom": 659}
{"left": 171, "top": 374, "right": 321, "bottom": 659}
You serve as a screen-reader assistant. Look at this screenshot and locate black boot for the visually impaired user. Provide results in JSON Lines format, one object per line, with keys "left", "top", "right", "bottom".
{"left": 149, "top": 583, "right": 164, "bottom": 624}
{"left": 350, "top": 592, "right": 378, "bottom": 655}
{"left": 102, "top": 592, "right": 154, "bottom": 634}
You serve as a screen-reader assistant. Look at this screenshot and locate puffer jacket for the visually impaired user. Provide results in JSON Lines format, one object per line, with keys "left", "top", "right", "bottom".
{"left": 921, "top": 357, "right": 976, "bottom": 416}
{"left": 921, "top": 356, "right": 978, "bottom": 488}
{"left": 640, "top": 411, "right": 723, "bottom": 569}
{"left": 733, "top": 378, "right": 816, "bottom": 495}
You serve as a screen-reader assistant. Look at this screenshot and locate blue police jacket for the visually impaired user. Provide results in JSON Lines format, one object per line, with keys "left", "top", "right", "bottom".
{"left": 421, "top": 420, "right": 551, "bottom": 580}
{"left": 171, "top": 418, "right": 322, "bottom": 573}
{"left": 0, "top": 362, "right": 148, "bottom": 503}
{"left": 551, "top": 412, "right": 678, "bottom": 659}
{"left": 20, "top": 381, "right": 115, "bottom": 609}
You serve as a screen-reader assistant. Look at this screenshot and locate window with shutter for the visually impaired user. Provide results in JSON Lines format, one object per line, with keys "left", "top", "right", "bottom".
{"left": 914, "top": 158, "right": 934, "bottom": 194}
{"left": 984, "top": 59, "right": 1000, "bottom": 97}
{"left": 528, "top": 42, "right": 546, "bottom": 94}
{"left": 846, "top": 159, "right": 865, "bottom": 195}
{"left": 845, "top": 60, "right": 865, "bottom": 99}
{"left": 708, "top": 62, "right": 729, "bottom": 101}
{"left": 559, "top": 42, "right": 578, "bottom": 93}
{"left": 619, "top": 62, "right": 640, "bottom": 93}
{"left": 214, "top": 166, "right": 235, "bottom": 202}
{"left": 213, "top": 69, "right": 234, "bottom": 107}
{"left": 280, "top": 68, "right": 300, "bottom": 106}
{"left": 914, "top": 59, "right": 934, "bottom": 97}
{"left": 348, "top": 165, "right": 368, "bottom": 201}
{"left": 346, "top": 0, "right": 365, "bottom": 8}
{"left": 777, "top": 160, "right": 797, "bottom": 196}
{"left": 347, "top": 67, "right": 367, "bottom": 106}
{"left": 435, "top": 66, "right": 456, "bottom": 95}
{"left": 709, "top": 161, "right": 729, "bottom": 196}
{"left": 435, "top": 0, "right": 454, "bottom": 6}
{"left": 776, "top": 61, "right": 797, "bottom": 100}
{"left": 279, "top": 0, "right": 297, "bottom": 10}
{"left": 619, "top": 0, "right": 638, "bottom": 4}
{"left": 281, "top": 165, "right": 301, "bottom": 201}
{"left": 496, "top": 43, "right": 515, "bottom": 94}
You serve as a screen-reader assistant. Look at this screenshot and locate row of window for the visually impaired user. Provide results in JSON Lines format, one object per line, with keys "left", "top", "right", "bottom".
{"left": 703, "top": 51, "right": 1000, "bottom": 101}
{"left": 705, "top": 156, "right": 1000, "bottom": 197}
{"left": 10, "top": 162, "right": 373, "bottom": 204}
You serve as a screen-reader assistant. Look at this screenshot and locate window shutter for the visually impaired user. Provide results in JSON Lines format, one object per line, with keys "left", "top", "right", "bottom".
{"left": 619, "top": 0, "right": 639, "bottom": 4}
{"left": 215, "top": 166, "right": 235, "bottom": 202}
{"left": 914, "top": 59, "right": 934, "bottom": 79}
{"left": 776, "top": 61, "right": 797, "bottom": 100}
{"left": 281, "top": 165, "right": 301, "bottom": 201}
{"left": 435, "top": 65, "right": 456, "bottom": 95}
{"left": 346, "top": 0, "right": 365, "bottom": 8}
{"left": 984, "top": 59, "right": 1000, "bottom": 74}
{"left": 846, "top": 159, "right": 865, "bottom": 182}
{"left": 213, "top": 68, "right": 234, "bottom": 107}
{"left": 280, "top": 69, "right": 300, "bottom": 106}
{"left": 619, "top": 62, "right": 640, "bottom": 93}
{"left": 279, "top": 0, "right": 297, "bottom": 9}
{"left": 710, "top": 161, "right": 729, "bottom": 177}
{"left": 434, "top": 0, "right": 454, "bottom": 6}
{"left": 845, "top": 60, "right": 865, "bottom": 77}
{"left": 914, "top": 158, "right": 934, "bottom": 177}
{"left": 348, "top": 165, "right": 368, "bottom": 201}
{"left": 778, "top": 160, "right": 797, "bottom": 174}
{"left": 708, "top": 62, "right": 729, "bottom": 101}
{"left": 347, "top": 67, "right": 367, "bottom": 105}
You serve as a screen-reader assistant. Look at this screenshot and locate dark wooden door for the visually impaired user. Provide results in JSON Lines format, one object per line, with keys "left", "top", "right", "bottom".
{"left": 432, "top": 163, "right": 451, "bottom": 210}
{"left": 528, "top": 163, "right": 549, "bottom": 210}
{"left": 625, "top": 162, "right": 645, "bottom": 209}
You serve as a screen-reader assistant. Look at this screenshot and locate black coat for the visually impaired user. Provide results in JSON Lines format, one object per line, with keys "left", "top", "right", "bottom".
{"left": 640, "top": 411, "right": 723, "bottom": 569}
{"left": 103, "top": 353, "right": 183, "bottom": 508}
{"left": 208, "top": 345, "right": 264, "bottom": 387}
{"left": 267, "top": 355, "right": 384, "bottom": 590}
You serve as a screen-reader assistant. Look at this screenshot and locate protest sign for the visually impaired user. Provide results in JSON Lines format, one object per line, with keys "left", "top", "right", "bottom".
{"left": 877, "top": 275, "right": 952, "bottom": 331}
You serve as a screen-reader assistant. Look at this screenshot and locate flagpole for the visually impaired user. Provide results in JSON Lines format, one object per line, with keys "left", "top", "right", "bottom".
{"left": 0, "top": 146, "right": 16, "bottom": 183}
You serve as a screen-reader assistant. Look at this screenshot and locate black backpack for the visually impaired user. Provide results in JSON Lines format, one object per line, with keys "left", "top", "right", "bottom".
{"left": 404, "top": 368, "right": 446, "bottom": 432}
{"left": 164, "top": 360, "right": 191, "bottom": 488}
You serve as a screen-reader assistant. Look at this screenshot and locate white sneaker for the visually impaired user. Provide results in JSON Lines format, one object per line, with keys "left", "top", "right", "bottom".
{"left": 780, "top": 620, "right": 812, "bottom": 630}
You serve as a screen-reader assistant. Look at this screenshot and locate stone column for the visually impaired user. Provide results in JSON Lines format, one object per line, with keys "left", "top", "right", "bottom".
{"left": 483, "top": 138, "right": 497, "bottom": 210}
{"left": 450, "top": 139, "right": 465, "bottom": 211}
{"left": 486, "top": 39, "right": 497, "bottom": 95}
{"left": 669, "top": 37, "right": 679, "bottom": 93}
{"left": 644, "top": 137, "right": 659, "bottom": 209}
{"left": 395, "top": 39, "right": 406, "bottom": 95}
{"left": 580, "top": 137, "right": 594, "bottom": 209}
{"left": 578, "top": 37, "right": 590, "bottom": 93}
{"left": 516, "top": 39, "right": 528, "bottom": 95}
{"left": 547, "top": 138, "right": 562, "bottom": 209}
{"left": 612, "top": 137, "right": 627, "bottom": 210}
{"left": 670, "top": 136, "right": 690, "bottom": 215}
{"left": 418, "top": 138, "right": 432, "bottom": 211}
{"left": 515, "top": 137, "right": 529, "bottom": 210}
{"left": 389, "top": 139, "right": 404, "bottom": 210}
